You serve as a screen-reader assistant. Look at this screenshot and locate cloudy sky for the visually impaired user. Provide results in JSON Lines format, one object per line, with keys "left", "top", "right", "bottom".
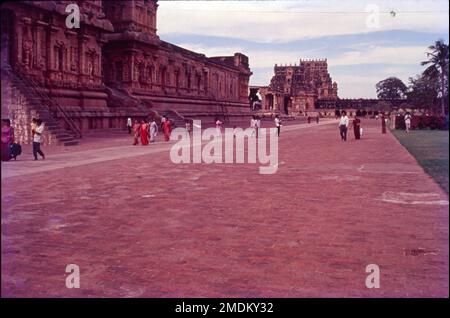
{"left": 157, "top": 0, "right": 449, "bottom": 98}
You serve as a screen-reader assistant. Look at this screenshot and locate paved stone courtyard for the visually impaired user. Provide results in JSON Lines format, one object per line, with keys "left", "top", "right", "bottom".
{"left": 1, "top": 119, "right": 448, "bottom": 297}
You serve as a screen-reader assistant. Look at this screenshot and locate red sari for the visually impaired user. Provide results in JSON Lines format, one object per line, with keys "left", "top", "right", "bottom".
{"left": 140, "top": 123, "right": 149, "bottom": 145}
{"left": 162, "top": 121, "right": 171, "bottom": 141}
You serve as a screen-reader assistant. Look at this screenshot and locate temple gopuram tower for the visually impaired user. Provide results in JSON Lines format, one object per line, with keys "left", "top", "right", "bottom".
{"left": 255, "top": 58, "right": 337, "bottom": 115}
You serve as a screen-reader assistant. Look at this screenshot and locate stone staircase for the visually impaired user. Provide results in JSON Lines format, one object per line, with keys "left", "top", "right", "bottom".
{"left": 160, "top": 109, "right": 186, "bottom": 129}
{"left": 2, "top": 65, "right": 80, "bottom": 146}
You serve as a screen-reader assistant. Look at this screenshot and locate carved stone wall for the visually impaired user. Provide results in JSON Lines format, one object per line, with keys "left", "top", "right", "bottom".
{"left": 1, "top": 0, "right": 252, "bottom": 139}
{"left": 1, "top": 73, "right": 56, "bottom": 145}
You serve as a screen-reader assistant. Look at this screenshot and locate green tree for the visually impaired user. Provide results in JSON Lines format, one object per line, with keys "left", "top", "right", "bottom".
{"left": 421, "top": 40, "right": 449, "bottom": 115}
{"left": 376, "top": 77, "right": 407, "bottom": 100}
{"left": 407, "top": 74, "right": 439, "bottom": 109}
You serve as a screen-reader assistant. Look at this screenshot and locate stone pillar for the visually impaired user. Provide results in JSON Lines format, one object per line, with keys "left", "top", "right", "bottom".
{"left": 78, "top": 34, "right": 89, "bottom": 83}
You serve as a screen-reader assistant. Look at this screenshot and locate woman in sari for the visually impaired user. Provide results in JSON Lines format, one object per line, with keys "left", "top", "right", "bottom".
{"left": 1, "top": 119, "right": 15, "bottom": 161}
{"left": 132, "top": 120, "right": 140, "bottom": 145}
{"left": 353, "top": 115, "right": 361, "bottom": 140}
{"left": 140, "top": 120, "right": 149, "bottom": 145}
{"left": 162, "top": 119, "right": 172, "bottom": 141}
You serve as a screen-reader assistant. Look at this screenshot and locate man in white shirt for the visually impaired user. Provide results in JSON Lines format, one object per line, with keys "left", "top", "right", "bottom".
{"left": 274, "top": 115, "right": 281, "bottom": 137}
{"left": 339, "top": 111, "right": 349, "bottom": 141}
{"left": 33, "top": 119, "right": 45, "bottom": 160}
{"left": 126, "top": 117, "right": 132, "bottom": 134}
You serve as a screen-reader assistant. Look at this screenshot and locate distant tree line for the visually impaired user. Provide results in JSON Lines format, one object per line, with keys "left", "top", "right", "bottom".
{"left": 375, "top": 40, "right": 449, "bottom": 114}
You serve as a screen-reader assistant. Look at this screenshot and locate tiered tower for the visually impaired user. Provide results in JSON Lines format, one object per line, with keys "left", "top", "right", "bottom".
{"left": 268, "top": 58, "right": 338, "bottom": 113}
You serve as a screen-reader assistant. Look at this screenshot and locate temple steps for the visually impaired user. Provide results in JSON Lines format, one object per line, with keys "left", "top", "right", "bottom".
{"left": 2, "top": 66, "right": 79, "bottom": 146}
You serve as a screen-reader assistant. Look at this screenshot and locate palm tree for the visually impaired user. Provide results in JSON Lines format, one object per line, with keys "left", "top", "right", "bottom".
{"left": 421, "top": 40, "right": 449, "bottom": 115}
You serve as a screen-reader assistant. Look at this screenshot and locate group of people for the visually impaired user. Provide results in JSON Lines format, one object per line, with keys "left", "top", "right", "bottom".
{"left": 1, "top": 118, "right": 45, "bottom": 161}
{"left": 338, "top": 111, "right": 363, "bottom": 141}
{"left": 127, "top": 116, "right": 172, "bottom": 146}
{"left": 339, "top": 110, "right": 402, "bottom": 141}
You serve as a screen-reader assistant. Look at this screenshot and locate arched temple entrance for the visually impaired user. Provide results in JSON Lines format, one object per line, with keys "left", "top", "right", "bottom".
{"left": 283, "top": 96, "right": 292, "bottom": 115}
{"left": 266, "top": 93, "right": 274, "bottom": 110}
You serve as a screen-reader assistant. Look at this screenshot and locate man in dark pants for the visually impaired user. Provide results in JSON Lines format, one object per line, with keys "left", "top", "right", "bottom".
{"left": 338, "top": 111, "right": 349, "bottom": 141}
{"left": 33, "top": 119, "right": 45, "bottom": 160}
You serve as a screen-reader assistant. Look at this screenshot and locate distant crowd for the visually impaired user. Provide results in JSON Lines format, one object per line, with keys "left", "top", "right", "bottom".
{"left": 126, "top": 114, "right": 285, "bottom": 146}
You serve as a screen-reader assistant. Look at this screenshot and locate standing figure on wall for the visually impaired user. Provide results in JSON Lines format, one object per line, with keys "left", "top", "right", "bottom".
{"left": 87, "top": 60, "right": 93, "bottom": 77}
{"left": 22, "top": 39, "right": 32, "bottom": 67}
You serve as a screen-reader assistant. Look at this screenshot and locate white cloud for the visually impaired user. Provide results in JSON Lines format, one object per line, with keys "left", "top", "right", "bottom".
{"left": 329, "top": 46, "right": 429, "bottom": 66}
{"left": 176, "top": 42, "right": 429, "bottom": 68}
{"left": 158, "top": 1, "right": 448, "bottom": 98}
{"left": 158, "top": 0, "right": 449, "bottom": 42}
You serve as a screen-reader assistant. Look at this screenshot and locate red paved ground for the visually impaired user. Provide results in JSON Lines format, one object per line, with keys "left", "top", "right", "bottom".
{"left": 1, "top": 119, "right": 448, "bottom": 297}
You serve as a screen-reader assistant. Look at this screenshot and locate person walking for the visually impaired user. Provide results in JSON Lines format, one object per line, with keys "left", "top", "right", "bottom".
{"left": 162, "top": 118, "right": 172, "bottom": 141}
{"left": 132, "top": 120, "right": 140, "bottom": 145}
{"left": 126, "top": 117, "right": 132, "bottom": 134}
{"left": 274, "top": 115, "right": 281, "bottom": 137}
{"left": 339, "top": 111, "right": 349, "bottom": 141}
{"left": 31, "top": 118, "right": 37, "bottom": 139}
{"left": 185, "top": 119, "right": 192, "bottom": 138}
{"left": 160, "top": 115, "right": 167, "bottom": 131}
{"left": 32, "top": 119, "right": 45, "bottom": 160}
{"left": 149, "top": 118, "right": 158, "bottom": 142}
{"left": 353, "top": 115, "right": 361, "bottom": 140}
{"left": 250, "top": 116, "right": 256, "bottom": 137}
{"left": 404, "top": 112, "right": 412, "bottom": 133}
{"left": 215, "top": 118, "right": 223, "bottom": 137}
{"left": 381, "top": 113, "right": 387, "bottom": 134}
{"left": 140, "top": 120, "right": 149, "bottom": 145}
{"left": 1, "top": 119, "right": 15, "bottom": 161}
{"left": 255, "top": 116, "right": 261, "bottom": 138}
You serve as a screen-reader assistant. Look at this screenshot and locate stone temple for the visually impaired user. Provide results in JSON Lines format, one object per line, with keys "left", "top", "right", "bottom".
{"left": 0, "top": 0, "right": 252, "bottom": 146}
{"left": 252, "top": 59, "right": 338, "bottom": 115}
